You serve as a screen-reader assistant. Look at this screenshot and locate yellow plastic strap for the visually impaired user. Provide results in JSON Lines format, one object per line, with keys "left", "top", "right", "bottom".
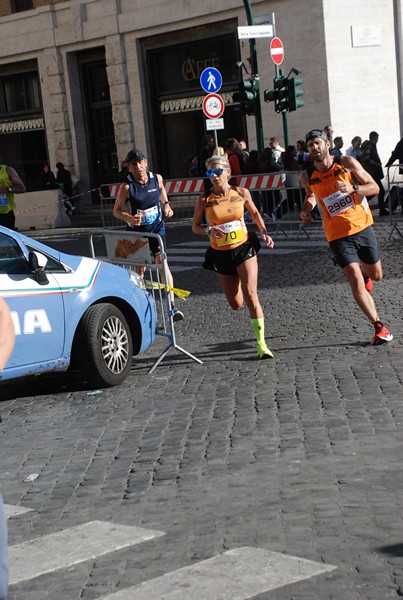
{"left": 144, "top": 281, "right": 191, "bottom": 299}
{"left": 166, "top": 285, "right": 191, "bottom": 299}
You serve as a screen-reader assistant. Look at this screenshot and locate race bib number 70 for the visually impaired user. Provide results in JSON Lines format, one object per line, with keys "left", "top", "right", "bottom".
{"left": 322, "top": 190, "right": 354, "bottom": 217}
{"left": 216, "top": 220, "right": 245, "bottom": 247}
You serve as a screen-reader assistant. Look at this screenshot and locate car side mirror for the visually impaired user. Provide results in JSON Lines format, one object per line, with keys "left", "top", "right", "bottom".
{"left": 28, "top": 251, "right": 49, "bottom": 285}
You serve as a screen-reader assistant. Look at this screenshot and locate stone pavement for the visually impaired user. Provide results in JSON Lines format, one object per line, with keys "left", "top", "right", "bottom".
{"left": 0, "top": 220, "right": 402, "bottom": 599}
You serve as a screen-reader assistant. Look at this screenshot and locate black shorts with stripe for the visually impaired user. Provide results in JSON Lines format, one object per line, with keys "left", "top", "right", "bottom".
{"left": 202, "top": 231, "right": 261, "bottom": 276}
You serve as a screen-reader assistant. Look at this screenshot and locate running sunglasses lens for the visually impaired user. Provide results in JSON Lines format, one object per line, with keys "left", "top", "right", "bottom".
{"left": 206, "top": 168, "right": 224, "bottom": 177}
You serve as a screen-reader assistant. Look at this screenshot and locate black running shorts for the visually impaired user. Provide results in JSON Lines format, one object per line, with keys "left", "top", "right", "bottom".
{"left": 329, "top": 226, "right": 380, "bottom": 269}
{"left": 202, "top": 231, "right": 261, "bottom": 276}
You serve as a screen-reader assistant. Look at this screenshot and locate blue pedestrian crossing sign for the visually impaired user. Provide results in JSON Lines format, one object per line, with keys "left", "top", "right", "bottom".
{"left": 200, "top": 67, "right": 222, "bottom": 94}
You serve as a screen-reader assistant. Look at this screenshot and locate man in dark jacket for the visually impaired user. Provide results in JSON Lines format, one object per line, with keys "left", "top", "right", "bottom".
{"left": 360, "top": 132, "right": 388, "bottom": 215}
{"left": 385, "top": 138, "right": 403, "bottom": 174}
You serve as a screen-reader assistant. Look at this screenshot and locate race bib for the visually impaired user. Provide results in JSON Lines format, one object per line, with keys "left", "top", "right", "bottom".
{"left": 0, "top": 195, "right": 8, "bottom": 207}
{"left": 322, "top": 190, "right": 354, "bottom": 217}
{"left": 137, "top": 205, "right": 158, "bottom": 225}
{"left": 216, "top": 219, "right": 245, "bottom": 247}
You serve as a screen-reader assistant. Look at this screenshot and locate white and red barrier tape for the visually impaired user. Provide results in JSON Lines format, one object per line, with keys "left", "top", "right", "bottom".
{"left": 100, "top": 173, "right": 285, "bottom": 199}
{"left": 13, "top": 172, "right": 286, "bottom": 216}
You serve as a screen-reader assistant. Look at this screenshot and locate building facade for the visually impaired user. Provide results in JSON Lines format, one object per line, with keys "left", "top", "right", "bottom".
{"left": 0, "top": 0, "right": 401, "bottom": 201}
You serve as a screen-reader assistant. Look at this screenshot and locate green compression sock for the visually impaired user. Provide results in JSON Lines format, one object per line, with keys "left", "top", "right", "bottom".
{"left": 250, "top": 317, "right": 274, "bottom": 359}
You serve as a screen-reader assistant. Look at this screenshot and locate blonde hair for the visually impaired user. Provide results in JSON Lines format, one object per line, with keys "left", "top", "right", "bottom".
{"left": 212, "top": 146, "right": 225, "bottom": 157}
{"left": 205, "top": 155, "right": 230, "bottom": 170}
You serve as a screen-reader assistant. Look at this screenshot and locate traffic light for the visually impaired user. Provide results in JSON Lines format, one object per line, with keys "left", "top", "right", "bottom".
{"left": 233, "top": 76, "right": 260, "bottom": 115}
{"left": 287, "top": 76, "right": 304, "bottom": 112}
{"left": 263, "top": 75, "right": 289, "bottom": 113}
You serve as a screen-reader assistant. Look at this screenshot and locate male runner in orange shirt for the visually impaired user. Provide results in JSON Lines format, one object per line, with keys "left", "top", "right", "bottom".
{"left": 300, "top": 129, "right": 392, "bottom": 346}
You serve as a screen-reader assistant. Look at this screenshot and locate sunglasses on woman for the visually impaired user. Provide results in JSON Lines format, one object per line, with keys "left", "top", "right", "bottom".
{"left": 206, "top": 168, "right": 224, "bottom": 177}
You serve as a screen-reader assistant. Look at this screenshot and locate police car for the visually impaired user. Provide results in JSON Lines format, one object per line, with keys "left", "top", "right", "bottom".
{"left": 0, "top": 225, "right": 157, "bottom": 387}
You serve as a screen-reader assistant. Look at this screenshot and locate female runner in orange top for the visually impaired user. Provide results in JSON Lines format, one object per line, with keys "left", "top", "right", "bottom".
{"left": 192, "top": 154, "right": 275, "bottom": 359}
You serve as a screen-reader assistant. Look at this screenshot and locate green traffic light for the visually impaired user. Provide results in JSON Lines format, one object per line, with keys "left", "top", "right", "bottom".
{"left": 287, "top": 75, "right": 304, "bottom": 112}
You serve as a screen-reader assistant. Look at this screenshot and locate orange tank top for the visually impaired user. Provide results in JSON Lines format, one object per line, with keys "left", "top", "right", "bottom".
{"left": 308, "top": 158, "right": 373, "bottom": 241}
{"left": 205, "top": 187, "right": 248, "bottom": 251}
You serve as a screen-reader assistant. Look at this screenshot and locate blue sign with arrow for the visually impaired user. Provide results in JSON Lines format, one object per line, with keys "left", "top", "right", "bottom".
{"left": 200, "top": 67, "right": 222, "bottom": 94}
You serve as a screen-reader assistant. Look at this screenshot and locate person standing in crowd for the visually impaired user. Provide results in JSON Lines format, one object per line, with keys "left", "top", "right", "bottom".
{"left": 269, "top": 136, "right": 285, "bottom": 165}
{"left": 360, "top": 132, "right": 388, "bottom": 216}
{"left": 113, "top": 149, "right": 184, "bottom": 321}
{"left": 346, "top": 136, "right": 362, "bottom": 160}
{"left": 223, "top": 138, "right": 245, "bottom": 181}
{"left": 300, "top": 129, "right": 393, "bottom": 346}
{"left": 192, "top": 154, "right": 275, "bottom": 359}
{"left": 238, "top": 139, "right": 249, "bottom": 159}
{"left": 295, "top": 140, "right": 310, "bottom": 169}
{"left": 0, "top": 296, "right": 16, "bottom": 600}
{"left": 0, "top": 159, "right": 26, "bottom": 230}
{"left": 38, "top": 162, "right": 58, "bottom": 190}
{"left": 212, "top": 146, "right": 225, "bottom": 158}
{"left": 324, "top": 124, "right": 334, "bottom": 149}
{"left": 56, "top": 162, "right": 76, "bottom": 215}
{"left": 385, "top": 137, "right": 403, "bottom": 173}
{"left": 330, "top": 136, "right": 344, "bottom": 157}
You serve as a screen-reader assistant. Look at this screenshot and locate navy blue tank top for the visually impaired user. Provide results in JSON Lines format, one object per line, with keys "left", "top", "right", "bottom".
{"left": 127, "top": 171, "right": 165, "bottom": 235}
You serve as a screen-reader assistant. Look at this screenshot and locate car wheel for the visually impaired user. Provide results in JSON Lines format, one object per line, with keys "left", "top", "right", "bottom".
{"left": 76, "top": 303, "right": 133, "bottom": 387}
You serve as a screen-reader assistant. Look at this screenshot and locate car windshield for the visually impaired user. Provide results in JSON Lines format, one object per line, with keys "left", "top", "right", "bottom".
{"left": 0, "top": 232, "right": 29, "bottom": 274}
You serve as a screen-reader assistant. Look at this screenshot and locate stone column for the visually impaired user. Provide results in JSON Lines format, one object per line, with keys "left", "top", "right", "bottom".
{"left": 105, "top": 34, "right": 135, "bottom": 167}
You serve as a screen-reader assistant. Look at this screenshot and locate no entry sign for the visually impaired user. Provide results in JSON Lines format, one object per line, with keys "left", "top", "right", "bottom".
{"left": 270, "top": 37, "right": 284, "bottom": 65}
{"left": 202, "top": 93, "right": 225, "bottom": 119}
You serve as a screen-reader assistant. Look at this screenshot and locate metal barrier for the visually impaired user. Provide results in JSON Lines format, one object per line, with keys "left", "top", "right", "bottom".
{"left": 89, "top": 228, "right": 203, "bottom": 373}
{"left": 386, "top": 164, "right": 403, "bottom": 239}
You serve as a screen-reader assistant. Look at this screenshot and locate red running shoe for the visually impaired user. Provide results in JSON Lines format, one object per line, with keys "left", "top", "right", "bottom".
{"left": 372, "top": 322, "right": 393, "bottom": 345}
{"left": 364, "top": 276, "right": 373, "bottom": 293}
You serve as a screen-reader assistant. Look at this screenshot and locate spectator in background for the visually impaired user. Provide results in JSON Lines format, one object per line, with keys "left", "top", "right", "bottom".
{"left": 385, "top": 138, "right": 403, "bottom": 174}
{"left": 259, "top": 147, "right": 282, "bottom": 218}
{"left": 224, "top": 138, "right": 245, "bottom": 183}
{"left": 212, "top": 146, "right": 225, "bottom": 157}
{"left": 269, "top": 136, "right": 285, "bottom": 165}
{"left": 330, "top": 136, "right": 344, "bottom": 157}
{"left": 56, "top": 162, "right": 76, "bottom": 215}
{"left": 38, "top": 162, "right": 58, "bottom": 191}
{"left": 346, "top": 136, "right": 362, "bottom": 160}
{"left": 295, "top": 140, "right": 310, "bottom": 169}
{"left": 360, "top": 132, "right": 388, "bottom": 215}
{"left": 0, "top": 158, "right": 26, "bottom": 230}
{"left": 239, "top": 139, "right": 249, "bottom": 159}
{"left": 244, "top": 149, "right": 263, "bottom": 221}
{"left": 196, "top": 135, "right": 215, "bottom": 195}
{"left": 324, "top": 124, "right": 334, "bottom": 149}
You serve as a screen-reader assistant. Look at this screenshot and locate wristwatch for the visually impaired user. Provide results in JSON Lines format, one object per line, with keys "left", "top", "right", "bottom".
{"left": 353, "top": 184, "right": 360, "bottom": 191}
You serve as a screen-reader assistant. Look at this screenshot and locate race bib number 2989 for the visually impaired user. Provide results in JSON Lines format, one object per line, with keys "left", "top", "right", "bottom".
{"left": 322, "top": 190, "right": 354, "bottom": 217}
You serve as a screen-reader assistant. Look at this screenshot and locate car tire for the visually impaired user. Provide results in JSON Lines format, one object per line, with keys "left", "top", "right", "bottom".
{"left": 75, "top": 303, "right": 133, "bottom": 387}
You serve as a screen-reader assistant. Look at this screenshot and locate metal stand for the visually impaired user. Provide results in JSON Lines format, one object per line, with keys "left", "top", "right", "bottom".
{"left": 89, "top": 229, "right": 203, "bottom": 374}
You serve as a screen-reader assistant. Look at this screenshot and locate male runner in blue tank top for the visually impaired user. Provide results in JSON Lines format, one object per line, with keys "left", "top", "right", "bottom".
{"left": 113, "top": 149, "right": 184, "bottom": 321}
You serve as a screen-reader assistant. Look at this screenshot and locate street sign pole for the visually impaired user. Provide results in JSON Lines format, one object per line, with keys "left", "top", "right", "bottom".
{"left": 242, "top": 0, "right": 264, "bottom": 154}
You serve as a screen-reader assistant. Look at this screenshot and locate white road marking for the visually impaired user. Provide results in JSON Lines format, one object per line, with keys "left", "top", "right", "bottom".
{"left": 9, "top": 520, "right": 165, "bottom": 585}
{"left": 98, "top": 546, "right": 336, "bottom": 599}
{"left": 4, "top": 504, "right": 33, "bottom": 519}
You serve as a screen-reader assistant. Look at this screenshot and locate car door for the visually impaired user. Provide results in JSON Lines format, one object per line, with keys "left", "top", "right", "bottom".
{"left": 0, "top": 231, "right": 65, "bottom": 368}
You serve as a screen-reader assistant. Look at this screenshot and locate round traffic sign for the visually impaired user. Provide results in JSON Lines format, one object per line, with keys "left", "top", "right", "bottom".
{"left": 270, "top": 37, "right": 284, "bottom": 65}
{"left": 202, "top": 93, "right": 225, "bottom": 119}
{"left": 200, "top": 67, "right": 222, "bottom": 94}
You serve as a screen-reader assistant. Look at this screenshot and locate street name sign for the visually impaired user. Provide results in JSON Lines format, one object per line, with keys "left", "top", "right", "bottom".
{"left": 237, "top": 25, "right": 274, "bottom": 39}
